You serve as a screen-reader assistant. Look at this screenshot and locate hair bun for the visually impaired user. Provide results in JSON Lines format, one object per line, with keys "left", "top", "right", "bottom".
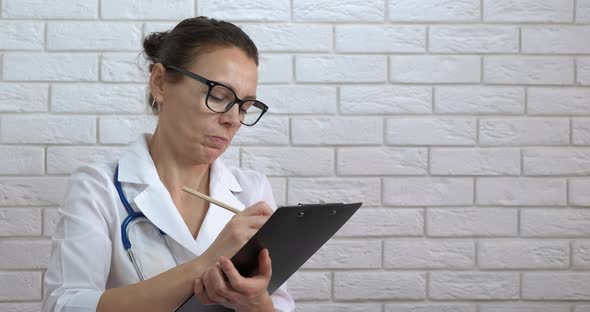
{"left": 143, "top": 31, "right": 168, "bottom": 63}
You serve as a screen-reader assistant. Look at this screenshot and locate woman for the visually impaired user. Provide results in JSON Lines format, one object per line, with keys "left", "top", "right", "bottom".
{"left": 42, "top": 16, "right": 295, "bottom": 312}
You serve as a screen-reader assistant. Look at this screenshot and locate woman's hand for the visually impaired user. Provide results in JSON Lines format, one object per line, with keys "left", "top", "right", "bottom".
{"left": 194, "top": 249, "right": 274, "bottom": 312}
{"left": 201, "top": 201, "right": 273, "bottom": 266}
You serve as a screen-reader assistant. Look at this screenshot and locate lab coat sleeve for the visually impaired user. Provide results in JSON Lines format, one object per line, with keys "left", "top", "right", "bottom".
{"left": 259, "top": 175, "right": 296, "bottom": 312}
{"left": 42, "top": 164, "right": 115, "bottom": 312}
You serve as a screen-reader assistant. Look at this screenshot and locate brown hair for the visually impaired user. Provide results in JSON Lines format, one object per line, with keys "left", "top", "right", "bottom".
{"left": 142, "top": 16, "right": 259, "bottom": 107}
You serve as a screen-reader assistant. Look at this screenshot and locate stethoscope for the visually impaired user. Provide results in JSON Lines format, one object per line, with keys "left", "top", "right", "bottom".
{"left": 114, "top": 164, "right": 180, "bottom": 281}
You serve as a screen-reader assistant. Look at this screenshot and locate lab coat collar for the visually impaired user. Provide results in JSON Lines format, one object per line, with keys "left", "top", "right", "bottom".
{"left": 117, "top": 133, "right": 245, "bottom": 256}
{"left": 118, "top": 134, "right": 243, "bottom": 192}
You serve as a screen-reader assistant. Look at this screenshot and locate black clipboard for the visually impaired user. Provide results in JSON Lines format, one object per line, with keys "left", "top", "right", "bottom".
{"left": 176, "top": 202, "right": 363, "bottom": 312}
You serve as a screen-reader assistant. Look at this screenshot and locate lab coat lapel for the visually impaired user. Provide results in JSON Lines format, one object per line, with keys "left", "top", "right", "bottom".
{"left": 117, "top": 134, "right": 201, "bottom": 256}
{"left": 117, "top": 134, "right": 249, "bottom": 257}
{"left": 194, "top": 158, "right": 245, "bottom": 254}
{"left": 133, "top": 183, "right": 202, "bottom": 256}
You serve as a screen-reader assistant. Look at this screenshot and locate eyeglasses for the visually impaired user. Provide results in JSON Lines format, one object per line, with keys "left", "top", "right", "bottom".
{"left": 164, "top": 65, "right": 268, "bottom": 126}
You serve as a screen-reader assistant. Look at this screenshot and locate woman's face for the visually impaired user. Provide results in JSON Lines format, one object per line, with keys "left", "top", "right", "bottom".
{"left": 154, "top": 46, "right": 258, "bottom": 164}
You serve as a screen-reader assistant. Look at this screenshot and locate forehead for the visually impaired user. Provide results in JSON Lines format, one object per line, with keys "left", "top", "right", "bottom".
{"left": 187, "top": 46, "right": 258, "bottom": 96}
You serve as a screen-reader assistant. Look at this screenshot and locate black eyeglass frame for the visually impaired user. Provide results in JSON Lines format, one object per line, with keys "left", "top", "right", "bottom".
{"left": 163, "top": 65, "right": 268, "bottom": 126}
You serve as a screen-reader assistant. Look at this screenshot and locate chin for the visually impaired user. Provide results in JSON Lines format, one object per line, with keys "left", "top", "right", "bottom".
{"left": 205, "top": 147, "right": 225, "bottom": 162}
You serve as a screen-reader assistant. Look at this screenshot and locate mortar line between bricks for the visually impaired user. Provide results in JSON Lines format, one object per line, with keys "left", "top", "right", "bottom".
{"left": 480, "top": 0, "right": 483, "bottom": 21}
{"left": 331, "top": 24, "right": 335, "bottom": 53}
{"left": 97, "top": 0, "right": 102, "bottom": 20}
{"left": 472, "top": 176, "right": 477, "bottom": 206}
{"left": 574, "top": 56, "right": 579, "bottom": 85}
{"left": 2, "top": 18, "right": 590, "bottom": 26}
{"left": 291, "top": 55, "right": 296, "bottom": 83}
{"left": 567, "top": 178, "right": 571, "bottom": 207}
{"left": 475, "top": 117, "right": 480, "bottom": 147}
{"left": 517, "top": 208, "right": 523, "bottom": 237}
{"left": 336, "top": 85, "right": 341, "bottom": 115}
{"left": 570, "top": 118, "right": 574, "bottom": 144}
{"left": 474, "top": 240, "right": 479, "bottom": 270}
{"left": 0, "top": 142, "right": 546, "bottom": 148}
{"left": 3, "top": 171, "right": 586, "bottom": 180}
{"left": 379, "top": 177, "right": 384, "bottom": 207}
{"left": 43, "top": 146, "right": 47, "bottom": 176}
{"left": 570, "top": 240, "right": 574, "bottom": 269}
{"left": 386, "top": 53, "right": 391, "bottom": 83}
{"left": 426, "top": 25, "right": 430, "bottom": 53}
{"left": 518, "top": 26, "right": 522, "bottom": 53}
{"left": 330, "top": 271, "right": 335, "bottom": 301}
{"left": 5, "top": 80, "right": 590, "bottom": 87}
{"left": 479, "top": 55, "right": 484, "bottom": 83}
{"left": 95, "top": 116, "right": 100, "bottom": 144}
{"left": 519, "top": 272, "right": 523, "bottom": 300}
{"left": 422, "top": 207, "right": 428, "bottom": 238}
{"left": 381, "top": 239, "right": 385, "bottom": 270}
{"left": 523, "top": 86, "right": 529, "bottom": 114}
{"left": 98, "top": 52, "right": 103, "bottom": 81}
{"left": 426, "top": 147, "right": 431, "bottom": 175}
{"left": 41, "top": 267, "right": 46, "bottom": 301}
{"left": 380, "top": 117, "right": 385, "bottom": 146}
{"left": 47, "top": 83, "right": 53, "bottom": 114}
{"left": 430, "top": 86, "right": 435, "bottom": 113}
{"left": 574, "top": 0, "right": 578, "bottom": 23}
{"left": 287, "top": 117, "right": 292, "bottom": 146}
{"left": 425, "top": 271, "right": 430, "bottom": 301}
{"left": 519, "top": 148, "right": 524, "bottom": 176}
{"left": 299, "top": 266, "right": 586, "bottom": 272}
{"left": 333, "top": 146, "right": 338, "bottom": 176}
{"left": 282, "top": 299, "right": 590, "bottom": 303}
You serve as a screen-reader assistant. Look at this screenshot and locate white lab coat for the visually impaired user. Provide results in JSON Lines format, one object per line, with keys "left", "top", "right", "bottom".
{"left": 42, "top": 133, "right": 295, "bottom": 312}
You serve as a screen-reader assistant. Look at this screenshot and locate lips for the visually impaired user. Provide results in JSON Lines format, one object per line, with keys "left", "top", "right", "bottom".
{"left": 208, "top": 135, "right": 228, "bottom": 145}
{"left": 211, "top": 135, "right": 227, "bottom": 141}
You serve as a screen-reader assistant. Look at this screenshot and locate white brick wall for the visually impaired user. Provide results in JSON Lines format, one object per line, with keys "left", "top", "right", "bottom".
{"left": 1, "top": 1, "right": 589, "bottom": 311}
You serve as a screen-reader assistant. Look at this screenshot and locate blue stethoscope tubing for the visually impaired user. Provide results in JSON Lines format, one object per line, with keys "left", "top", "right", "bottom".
{"left": 114, "top": 164, "right": 179, "bottom": 281}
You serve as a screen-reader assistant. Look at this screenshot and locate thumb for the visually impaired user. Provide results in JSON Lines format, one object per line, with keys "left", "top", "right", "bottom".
{"left": 258, "top": 248, "right": 272, "bottom": 280}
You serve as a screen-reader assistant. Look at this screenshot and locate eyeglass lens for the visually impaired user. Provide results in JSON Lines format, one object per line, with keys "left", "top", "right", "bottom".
{"left": 207, "top": 84, "right": 264, "bottom": 126}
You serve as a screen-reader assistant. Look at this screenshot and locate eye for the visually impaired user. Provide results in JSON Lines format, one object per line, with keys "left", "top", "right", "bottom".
{"left": 209, "top": 85, "right": 233, "bottom": 102}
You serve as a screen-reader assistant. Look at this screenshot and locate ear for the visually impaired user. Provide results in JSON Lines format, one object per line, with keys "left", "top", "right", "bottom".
{"left": 149, "top": 63, "right": 166, "bottom": 103}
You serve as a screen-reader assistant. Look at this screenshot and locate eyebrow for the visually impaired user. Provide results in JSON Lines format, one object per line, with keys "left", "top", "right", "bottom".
{"left": 216, "top": 80, "right": 257, "bottom": 100}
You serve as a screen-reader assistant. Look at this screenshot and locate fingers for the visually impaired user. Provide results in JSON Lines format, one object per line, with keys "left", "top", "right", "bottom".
{"left": 219, "top": 256, "right": 245, "bottom": 291}
{"left": 219, "top": 249, "right": 272, "bottom": 297}
{"left": 200, "top": 263, "right": 238, "bottom": 307}
{"left": 241, "top": 201, "right": 273, "bottom": 217}
{"left": 193, "top": 277, "right": 214, "bottom": 305}
{"left": 246, "top": 215, "right": 270, "bottom": 230}
{"left": 203, "top": 202, "right": 273, "bottom": 271}
{"left": 257, "top": 248, "right": 272, "bottom": 281}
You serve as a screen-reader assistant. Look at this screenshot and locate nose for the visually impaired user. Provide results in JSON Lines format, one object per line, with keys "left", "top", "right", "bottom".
{"left": 218, "top": 102, "right": 241, "bottom": 127}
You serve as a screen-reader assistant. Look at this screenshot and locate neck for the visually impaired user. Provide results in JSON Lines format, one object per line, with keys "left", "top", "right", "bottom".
{"left": 148, "top": 127, "right": 211, "bottom": 197}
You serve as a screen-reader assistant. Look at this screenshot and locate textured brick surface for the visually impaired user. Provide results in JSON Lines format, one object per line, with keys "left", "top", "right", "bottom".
{"left": 1, "top": 0, "right": 588, "bottom": 309}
